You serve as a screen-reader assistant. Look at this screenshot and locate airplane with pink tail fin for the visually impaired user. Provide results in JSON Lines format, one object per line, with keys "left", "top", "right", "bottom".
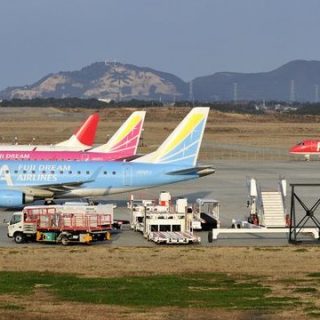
{"left": 89, "top": 111, "right": 145, "bottom": 155}
{"left": 0, "top": 111, "right": 146, "bottom": 162}
{"left": 0, "top": 113, "right": 100, "bottom": 152}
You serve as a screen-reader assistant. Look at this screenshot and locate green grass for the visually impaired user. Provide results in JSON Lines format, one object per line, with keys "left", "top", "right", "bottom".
{"left": 0, "top": 303, "right": 24, "bottom": 311}
{"left": 0, "top": 272, "right": 298, "bottom": 310}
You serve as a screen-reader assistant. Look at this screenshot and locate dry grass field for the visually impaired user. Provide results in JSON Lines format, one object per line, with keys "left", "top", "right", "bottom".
{"left": 0, "top": 106, "right": 320, "bottom": 319}
{"left": 0, "top": 106, "right": 320, "bottom": 153}
{"left": 0, "top": 246, "right": 320, "bottom": 319}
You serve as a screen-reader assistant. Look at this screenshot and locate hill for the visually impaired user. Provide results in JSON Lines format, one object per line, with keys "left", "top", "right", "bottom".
{"left": 193, "top": 60, "right": 320, "bottom": 102}
{"left": 1, "top": 60, "right": 320, "bottom": 102}
{"left": 0, "top": 62, "right": 188, "bottom": 101}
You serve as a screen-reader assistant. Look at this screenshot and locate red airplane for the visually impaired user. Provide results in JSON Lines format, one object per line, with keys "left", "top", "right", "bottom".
{"left": 289, "top": 140, "right": 320, "bottom": 160}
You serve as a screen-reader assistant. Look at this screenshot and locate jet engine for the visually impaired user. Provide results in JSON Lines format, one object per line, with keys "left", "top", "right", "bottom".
{"left": 0, "top": 190, "right": 34, "bottom": 207}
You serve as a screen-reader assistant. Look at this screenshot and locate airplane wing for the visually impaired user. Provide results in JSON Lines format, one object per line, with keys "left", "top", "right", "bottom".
{"left": 17, "top": 167, "right": 102, "bottom": 197}
{"left": 32, "top": 179, "right": 95, "bottom": 193}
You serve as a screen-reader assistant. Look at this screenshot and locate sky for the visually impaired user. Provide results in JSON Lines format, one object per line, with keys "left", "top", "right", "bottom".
{"left": 0, "top": 0, "right": 319, "bottom": 90}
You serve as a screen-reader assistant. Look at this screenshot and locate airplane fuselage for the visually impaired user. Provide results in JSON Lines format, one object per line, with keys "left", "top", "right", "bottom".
{"left": 289, "top": 140, "right": 320, "bottom": 160}
{"left": 0, "top": 145, "right": 90, "bottom": 152}
{"left": 0, "top": 160, "right": 201, "bottom": 199}
{"left": 0, "top": 149, "right": 135, "bottom": 161}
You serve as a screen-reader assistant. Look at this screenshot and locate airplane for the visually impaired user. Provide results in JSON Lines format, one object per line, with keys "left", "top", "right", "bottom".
{"left": 289, "top": 140, "right": 320, "bottom": 160}
{"left": 0, "top": 107, "right": 214, "bottom": 207}
{"left": 0, "top": 111, "right": 146, "bottom": 161}
{"left": 0, "top": 113, "right": 99, "bottom": 152}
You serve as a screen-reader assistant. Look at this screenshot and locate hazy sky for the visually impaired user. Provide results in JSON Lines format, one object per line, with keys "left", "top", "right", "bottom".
{"left": 0, "top": 0, "right": 319, "bottom": 90}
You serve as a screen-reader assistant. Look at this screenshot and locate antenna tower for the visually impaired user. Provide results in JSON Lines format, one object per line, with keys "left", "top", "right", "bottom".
{"left": 233, "top": 82, "right": 238, "bottom": 104}
{"left": 315, "top": 84, "right": 319, "bottom": 103}
{"left": 289, "top": 80, "right": 295, "bottom": 102}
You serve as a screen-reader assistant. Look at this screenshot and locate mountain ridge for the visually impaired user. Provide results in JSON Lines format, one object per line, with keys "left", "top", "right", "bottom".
{"left": 1, "top": 60, "right": 319, "bottom": 102}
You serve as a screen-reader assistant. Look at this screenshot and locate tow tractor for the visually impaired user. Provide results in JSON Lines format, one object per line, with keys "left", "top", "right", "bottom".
{"left": 7, "top": 203, "right": 113, "bottom": 245}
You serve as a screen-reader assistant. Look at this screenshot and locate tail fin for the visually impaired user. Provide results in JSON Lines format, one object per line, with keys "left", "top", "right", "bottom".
{"left": 134, "top": 107, "right": 209, "bottom": 166}
{"left": 90, "top": 111, "right": 146, "bottom": 155}
{"left": 55, "top": 113, "right": 100, "bottom": 150}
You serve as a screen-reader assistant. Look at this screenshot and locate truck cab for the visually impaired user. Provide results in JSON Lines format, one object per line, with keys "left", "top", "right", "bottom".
{"left": 8, "top": 212, "right": 36, "bottom": 243}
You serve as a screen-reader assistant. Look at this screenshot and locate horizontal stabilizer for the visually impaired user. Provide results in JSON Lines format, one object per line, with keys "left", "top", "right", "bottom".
{"left": 167, "top": 165, "right": 215, "bottom": 177}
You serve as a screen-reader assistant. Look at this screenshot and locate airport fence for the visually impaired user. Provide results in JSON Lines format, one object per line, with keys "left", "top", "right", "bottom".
{"left": 198, "top": 146, "right": 302, "bottom": 161}
{"left": 139, "top": 144, "right": 301, "bottom": 161}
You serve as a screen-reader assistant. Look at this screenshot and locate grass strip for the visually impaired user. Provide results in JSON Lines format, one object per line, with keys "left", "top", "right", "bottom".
{"left": 0, "top": 272, "right": 297, "bottom": 310}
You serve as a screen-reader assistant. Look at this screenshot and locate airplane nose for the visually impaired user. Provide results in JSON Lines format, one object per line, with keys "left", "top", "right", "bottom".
{"left": 289, "top": 145, "right": 299, "bottom": 153}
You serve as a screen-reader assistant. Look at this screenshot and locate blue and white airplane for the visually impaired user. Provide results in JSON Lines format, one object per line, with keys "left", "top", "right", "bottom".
{"left": 0, "top": 107, "right": 214, "bottom": 207}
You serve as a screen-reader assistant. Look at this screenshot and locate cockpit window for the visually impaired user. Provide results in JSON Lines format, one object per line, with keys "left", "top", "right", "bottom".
{"left": 297, "top": 142, "right": 304, "bottom": 146}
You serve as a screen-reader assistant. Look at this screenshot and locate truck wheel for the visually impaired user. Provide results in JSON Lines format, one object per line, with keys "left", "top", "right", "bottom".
{"left": 14, "top": 232, "right": 25, "bottom": 244}
{"left": 61, "top": 236, "right": 69, "bottom": 246}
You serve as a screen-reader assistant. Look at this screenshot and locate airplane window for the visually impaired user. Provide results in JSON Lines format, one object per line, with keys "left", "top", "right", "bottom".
{"left": 23, "top": 170, "right": 27, "bottom": 174}
{"left": 5, "top": 170, "right": 9, "bottom": 174}
{"left": 103, "top": 171, "right": 107, "bottom": 175}
{"left": 14, "top": 170, "right": 18, "bottom": 174}
{"left": 42, "top": 170, "right": 46, "bottom": 174}
{"left": 112, "top": 171, "right": 116, "bottom": 175}
{"left": 60, "top": 171, "right": 63, "bottom": 174}
{"left": 51, "top": 171, "right": 55, "bottom": 174}
{"left": 77, "top": 171, "right": 81, "bottom": 175}
{"left": 32, "top": 170, "right": 35, "bottom": 174}
{"left": 86, "top": 171, "right": 90, "bottom": 175}
{"left": 68, "top": 171, "right": 72, "bottom": 174}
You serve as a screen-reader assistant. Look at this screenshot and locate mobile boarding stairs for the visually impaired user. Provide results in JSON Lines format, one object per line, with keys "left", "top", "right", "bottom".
{"left": 210, "top": 177, "right": 319, "bottom": 241}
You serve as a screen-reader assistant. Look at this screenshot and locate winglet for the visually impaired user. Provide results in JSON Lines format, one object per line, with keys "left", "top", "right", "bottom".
{"left": 55, "top": 113, "right": 100, "bottom": 150}
{"left": 133, "top": 107, "right": 209, "bottom": 167}
{"left": 90, "top": 111, "right": 146, "bottom": 156}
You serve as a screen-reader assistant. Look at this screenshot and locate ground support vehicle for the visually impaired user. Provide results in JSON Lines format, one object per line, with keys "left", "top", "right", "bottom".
{"left": 129, "top": 192, "right": 200, "bottom": 244}
{"left": 208, "top": 178, "right": 319, "bottom": 242}
{"left": 8, "top": 204, "right": 113, "bottom": 245}
{"left": 193, "top": 199, "right": 220, "bottom": 230}
{"left": 145, "top": 212, "right": 201, "bottom": 244}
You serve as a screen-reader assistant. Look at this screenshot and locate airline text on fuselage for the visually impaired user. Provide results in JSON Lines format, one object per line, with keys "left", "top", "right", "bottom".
{"left": 0, "top": 164, "right": 73, "bottom": 185}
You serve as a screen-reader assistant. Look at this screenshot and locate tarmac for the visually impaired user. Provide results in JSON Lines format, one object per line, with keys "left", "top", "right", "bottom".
{"left": 1, "top": 159, "right": 320, "bottom": 247}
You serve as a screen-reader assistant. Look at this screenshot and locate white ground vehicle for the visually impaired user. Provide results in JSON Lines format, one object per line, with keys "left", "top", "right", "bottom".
{"left": 7, "top": 203, "right": 113, "bottom": 245}
{"left": 129, "top": 192, "right": 201, "bottom": 244}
